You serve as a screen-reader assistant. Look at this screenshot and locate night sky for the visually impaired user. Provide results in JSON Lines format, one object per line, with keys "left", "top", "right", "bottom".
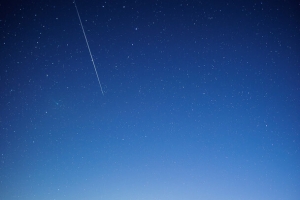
{"left": 1, "top": 0, "right": 300, "bottom": 199}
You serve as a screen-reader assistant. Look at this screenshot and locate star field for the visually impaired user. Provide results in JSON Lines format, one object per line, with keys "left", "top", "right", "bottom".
{"left": 1, "top": 0, "right": 300, "bottom": 199}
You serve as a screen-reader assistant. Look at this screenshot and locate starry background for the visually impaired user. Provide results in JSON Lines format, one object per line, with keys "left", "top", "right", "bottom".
{"left": 1, "top": 0, "right": 300, "bottom": 199}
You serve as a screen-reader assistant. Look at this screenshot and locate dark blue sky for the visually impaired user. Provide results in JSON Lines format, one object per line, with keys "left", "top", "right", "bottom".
{"left": 1, "top": 0, "right": 300, "bottom": 199}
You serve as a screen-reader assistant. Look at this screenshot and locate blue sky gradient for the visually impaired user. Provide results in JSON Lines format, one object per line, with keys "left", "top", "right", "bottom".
{"left": 1, "top": 0, "right": 299, "bottom": 199}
